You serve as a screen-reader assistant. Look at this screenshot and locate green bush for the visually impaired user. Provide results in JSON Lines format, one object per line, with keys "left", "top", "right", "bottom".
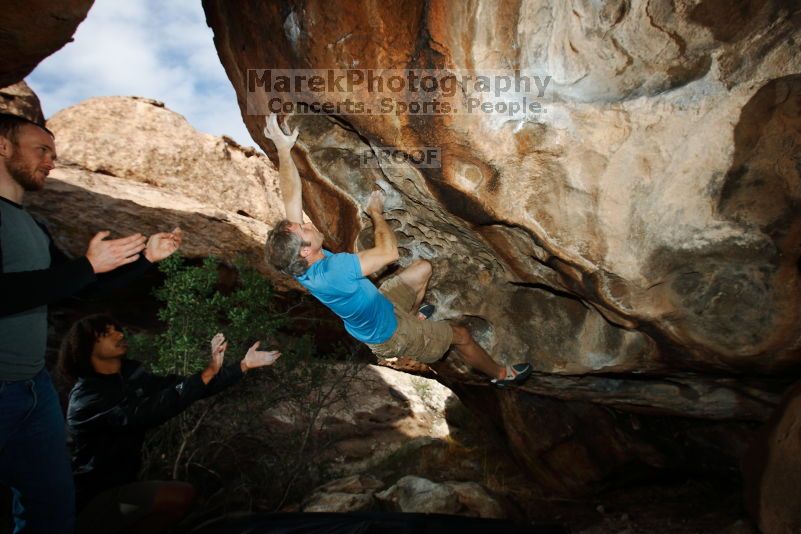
{"left": 129, "top": 254, "right": 364, "bottom": 513}
{"left": 130, "top": 254, "right": 284, "bottom": 376}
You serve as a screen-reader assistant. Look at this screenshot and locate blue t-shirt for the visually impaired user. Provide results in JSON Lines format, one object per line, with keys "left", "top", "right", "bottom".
{"left": 295, "top": 251, "right": 397, "bottom": 344}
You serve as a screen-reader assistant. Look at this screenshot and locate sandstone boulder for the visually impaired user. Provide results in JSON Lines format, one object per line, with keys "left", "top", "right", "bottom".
{"left": 22, "top": 96, "right": 286, "bottom": 277}
{"left": 0, "top": 81, "right": 45, "bottom": 123}
{"left": 375, "top": 475, "right": 505, "bottom": 518}
{"left": 302, "top": 475, "right": 383, "bottom": 513}
{"left": 204, "top": 0, "right": 801, "bottom": 374}
{"left": 203, "top": 0, "right": 801, "bottom": 493}
{"left": 375, "top": 476, "right": 462, "bottom": 515}
{"left": 47, "top": 96, "right": 284, "bottom": 224}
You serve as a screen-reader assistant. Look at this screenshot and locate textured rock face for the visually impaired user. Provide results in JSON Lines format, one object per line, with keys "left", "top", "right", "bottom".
{"left": 0, "top": 0, "right": 94, "bottom": 88}
{"left": 203, "top": 0, "right": 801, "bottom": 493}
{"left": 302, "top": 475, "right": 384, "bottom": 513}
{"left": 375, "top": 476, "right": 505, "bottom": 518}
{"left": 376, "top": 476, "right": 461, "bottom": 515}
{"left": 263, "top": 364, "right": 456, "bottom": 472}
{"left": 0, "top": 81, "right": 45, "bottom": 123}
{"left": 24, "top": 97, "right": 285, "bottom": 275}
{"left": 204, "top": 0, "right": 801, "bottom": 373}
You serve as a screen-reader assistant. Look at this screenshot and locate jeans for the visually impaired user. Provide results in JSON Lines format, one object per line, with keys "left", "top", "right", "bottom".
{"left": 0, "top": 369, "right": 75, "bottom": 533}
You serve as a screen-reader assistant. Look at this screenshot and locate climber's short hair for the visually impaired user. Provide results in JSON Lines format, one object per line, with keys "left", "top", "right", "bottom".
{"left": 0, "top": 113, "right": 53, "bottom": 144}
{"left": 265, "top": 219, "right": 311, "bottom": 277}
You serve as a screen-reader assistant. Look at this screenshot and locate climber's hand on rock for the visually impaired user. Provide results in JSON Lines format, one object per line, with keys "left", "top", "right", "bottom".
{"left": 264, "top": 114, "right": 298, "bottom": 152}
{"left": 366, "top": 190, "right": 385, "bottom": 214}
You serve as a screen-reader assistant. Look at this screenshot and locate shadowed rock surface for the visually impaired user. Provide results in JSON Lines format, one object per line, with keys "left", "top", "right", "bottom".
{"left": 262, "top": 364, "right": 457, "bottom": 474}
{"left": 25, "top": 163, "right": 274, "bottom": 275}
{"left": 0, "top": 0, "right": 94, "bottom": 88}
{"left": 202, "top": 0, "right": 801, "bottom": 494}
{"left": 742, "top": 380, "right": 801, "bottom": 534}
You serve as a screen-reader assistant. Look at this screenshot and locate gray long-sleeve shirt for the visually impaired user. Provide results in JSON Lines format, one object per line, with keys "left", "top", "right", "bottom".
{"left": 0, "top": 195, "right": 150, "bottom": 380}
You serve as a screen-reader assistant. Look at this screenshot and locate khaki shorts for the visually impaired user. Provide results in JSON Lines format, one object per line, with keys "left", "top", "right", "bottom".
{"left": 366, "top": 275, "right": 453, "bottom": 364}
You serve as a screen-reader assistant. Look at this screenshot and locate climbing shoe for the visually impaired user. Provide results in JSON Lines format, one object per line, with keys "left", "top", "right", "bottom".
{"left": 418, "top": 303, "right": 435, "bottom": 320}
{"left": 491, "top": 363, "right": 533, "bottom": 389}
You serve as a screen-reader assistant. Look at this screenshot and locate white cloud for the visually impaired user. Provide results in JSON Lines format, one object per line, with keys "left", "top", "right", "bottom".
{"left": 26, "top": 0, "right": 257, "bottom": 149}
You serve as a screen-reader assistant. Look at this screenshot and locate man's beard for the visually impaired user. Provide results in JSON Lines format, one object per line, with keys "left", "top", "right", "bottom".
{"left": 6, "top": 151, "right": 43, "bottom": 191}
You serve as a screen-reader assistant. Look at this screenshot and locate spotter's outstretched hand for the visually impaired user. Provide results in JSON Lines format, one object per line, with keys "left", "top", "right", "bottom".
{"left": 144, "top": 227, "right": 182, "bottom": 263}
{"left": 241, "top": 341, "right": 281, "bottom": 372}
{"left": 85, "top": 231, "right": 146, "bottom": 274}
{"left": 208, "top": 333, "right": 227, "bottom": 374}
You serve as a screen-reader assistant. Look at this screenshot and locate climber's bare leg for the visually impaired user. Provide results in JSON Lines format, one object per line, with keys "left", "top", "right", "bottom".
{"left": 450, "top": 324, "right": 505, "bottom": 379}
{"left": 397, "top": 259, "right": 432, "bottom": 310}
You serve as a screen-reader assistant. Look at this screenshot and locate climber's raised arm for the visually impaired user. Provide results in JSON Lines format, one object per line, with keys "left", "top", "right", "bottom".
{"left": 264, "top": 114, "right": 303, "bottom": 224}
{"left": 357, "top": 191, "right": 399, "bottom": 277}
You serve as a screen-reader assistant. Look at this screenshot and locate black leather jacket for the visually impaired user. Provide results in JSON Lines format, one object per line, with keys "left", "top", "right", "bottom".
{"left": 66, "top": 358, "right": 243, "bottom": 508}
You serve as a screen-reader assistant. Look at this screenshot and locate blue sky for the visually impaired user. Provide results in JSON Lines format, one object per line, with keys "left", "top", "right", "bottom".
{"left": 28, "top": 0, "right": 255, "bottom": 149}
